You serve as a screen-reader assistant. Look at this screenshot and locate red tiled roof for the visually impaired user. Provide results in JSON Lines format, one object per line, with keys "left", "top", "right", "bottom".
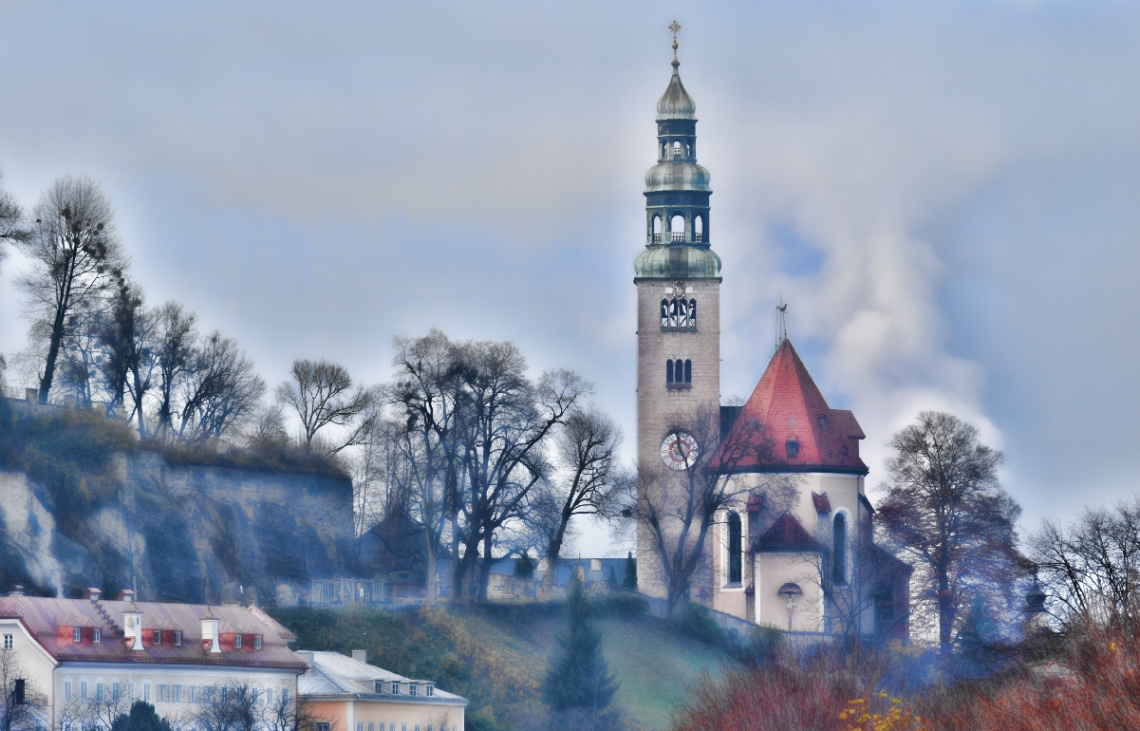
{"left": 812, "top": 492, "right": 831, "bottom": 513}
{"left": 752, "top": 513, "right": 824, "bottom": 553}
{"left": 708, "top": 338, "right": 867, "bottom": 474}
{"left": 0, "top": 597, "right": 305, "bottom": 669}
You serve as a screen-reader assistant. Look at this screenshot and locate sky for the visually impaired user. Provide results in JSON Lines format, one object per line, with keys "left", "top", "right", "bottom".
{"left": 2, "top": 0, "right": 1139, "bottom": 556}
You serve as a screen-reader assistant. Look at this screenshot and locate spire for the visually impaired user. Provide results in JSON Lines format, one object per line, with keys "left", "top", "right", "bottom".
{"left": 636, "top": 22, "right": 719, "bottom": 280}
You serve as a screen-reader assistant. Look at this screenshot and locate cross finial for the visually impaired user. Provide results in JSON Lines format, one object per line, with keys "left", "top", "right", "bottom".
{"left": 776, "top": 296, "right": 789, "bottom": 347}
{"left": 669, "top": 20, "right": 682, "bottom": 64}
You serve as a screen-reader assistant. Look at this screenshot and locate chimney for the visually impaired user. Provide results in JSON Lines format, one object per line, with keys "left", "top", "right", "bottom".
{"left": 123, "top": 603, "right": 144, "bottom": 652}
{"left": 351, "top": 649, "right": 367, "bottom": 664}
{"left": 200, "top": 608, "right": 221, "bottom": 654}
{"left": 86, "top": 587, "right": 102, "bottom": 603}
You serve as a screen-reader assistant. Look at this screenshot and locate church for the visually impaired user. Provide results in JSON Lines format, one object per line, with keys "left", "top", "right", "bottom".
{"left": 634, "top": 29, "right": 910, "bottom": 641}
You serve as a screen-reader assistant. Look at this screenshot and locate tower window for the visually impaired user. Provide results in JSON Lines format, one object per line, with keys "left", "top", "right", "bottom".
{"left": 670, "top": 214, "right": 685, "bottom": 242}
{"left": 785, "top": 438, "right": 800, "bottom": 459}
{"left": 694, "top": 215, "right": 704, "bottom": 243}
{"left": 661, "top": 297, "right": 697, "bottom": 329}
{"left": 727, "top": 512, "right": 742, "bottom": 585}
{"left": 652, "top": 214, "right": 662, "bottom": 243}
{"left": 672, "top": 141, "right": 682, "bottom": 158}
{"left": 666, "top": 360, "right": 692, "bottom": 389}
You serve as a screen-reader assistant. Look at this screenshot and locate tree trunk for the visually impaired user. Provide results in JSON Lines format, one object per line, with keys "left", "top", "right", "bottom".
{"left": 39, "top": 307, "right": 67, "bottom": 404}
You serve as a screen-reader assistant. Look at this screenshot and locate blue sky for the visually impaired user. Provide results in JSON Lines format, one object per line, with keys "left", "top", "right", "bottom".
{"left": 2, "top": 1, "right": 1139, "bottom": 554}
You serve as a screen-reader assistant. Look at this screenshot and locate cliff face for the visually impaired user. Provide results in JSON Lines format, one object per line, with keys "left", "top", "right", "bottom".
{"left": 0, "top": 451, "right": 354, "bottom": 604}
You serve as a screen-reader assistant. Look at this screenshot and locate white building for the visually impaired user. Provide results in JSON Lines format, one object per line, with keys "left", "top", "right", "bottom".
{"left": 0, "top": 589, "right": 307, "bottom": 730}
{"left": 299, "top": 651, "right": 465, "bottom": 731}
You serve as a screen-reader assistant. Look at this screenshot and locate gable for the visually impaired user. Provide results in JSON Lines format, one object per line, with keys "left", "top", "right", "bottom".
{"left": 709, "top": 338, "right": 867, "bottom": 474}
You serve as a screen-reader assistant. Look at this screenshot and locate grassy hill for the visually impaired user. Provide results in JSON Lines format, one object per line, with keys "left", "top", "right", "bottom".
{"left": 271, "top": 600, "right": 740, "bottom": 731}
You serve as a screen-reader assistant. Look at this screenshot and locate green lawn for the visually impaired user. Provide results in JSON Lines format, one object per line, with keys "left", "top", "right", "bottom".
{"left": 272, "top": 603, "right": 739, "bottom": 731}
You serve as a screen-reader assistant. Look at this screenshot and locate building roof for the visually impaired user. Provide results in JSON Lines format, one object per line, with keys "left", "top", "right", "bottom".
{"left": 752, "top": 513, "right": 825, "bottom": 554}
{"left": 0, "top": 596, "right": 305, "bottom": 670}
{"left": 709, "top": 338, "right": 867, "bottom": 474}
{"left": 298, "top": 651, "right": 466, "bottom": 706}
{"left": 657, "top": 57, "right": 696, "bottom": 121}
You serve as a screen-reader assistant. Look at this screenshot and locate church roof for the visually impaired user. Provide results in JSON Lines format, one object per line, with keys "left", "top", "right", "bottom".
{"left": 752, "top": 513, "right": 824, "bottom": 553}
{"left": 708, "top": 338, "right": 867, "bottom": 474}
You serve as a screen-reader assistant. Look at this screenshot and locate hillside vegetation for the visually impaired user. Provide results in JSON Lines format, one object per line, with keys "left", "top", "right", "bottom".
{"left": 272, "top": 602, "right": 740, "bottom": 731}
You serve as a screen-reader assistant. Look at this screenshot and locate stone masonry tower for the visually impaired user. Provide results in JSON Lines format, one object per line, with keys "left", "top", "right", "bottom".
{"left": 635, "top": 26, "right": 722, "bottom": 599}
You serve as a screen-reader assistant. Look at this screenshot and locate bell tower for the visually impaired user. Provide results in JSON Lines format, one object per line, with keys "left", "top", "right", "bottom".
{"left": 635, "top": 23, "right": 722, "bottom": 599}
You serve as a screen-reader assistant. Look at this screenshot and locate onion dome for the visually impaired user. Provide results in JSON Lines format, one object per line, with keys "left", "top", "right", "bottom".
{"left": 644, "top": 159, "right": 711, "bottom": 193}
{"left": 657, "top": 38, "right": 696, "bottom": 120}
{"left": 634, "top": 243, "right": 721, "bottom": 279}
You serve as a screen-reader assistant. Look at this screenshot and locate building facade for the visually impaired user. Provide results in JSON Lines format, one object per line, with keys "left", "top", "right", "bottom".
{"left": 299, "top": 651, "right": 465, "bottom": 731}
{"left": 634, "top": 36, "right": 909, "bottom": 640}
{"left": 0, "top": 590, "right": 307, "bottom": 731}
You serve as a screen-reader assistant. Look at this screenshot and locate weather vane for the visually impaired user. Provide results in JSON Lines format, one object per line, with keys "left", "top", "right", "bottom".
{"left": 669, "top": 19, "right": 681, "bottom": 62}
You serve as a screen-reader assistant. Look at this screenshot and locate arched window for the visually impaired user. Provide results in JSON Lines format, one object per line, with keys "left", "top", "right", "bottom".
{"left": 662, "top": 297, "right": 697, "bottom": 329}
{"left": 689, "top": 299, "right": 697, "bottom": 324}
{"left": 694, "top": 215, "right": 704, "bottom": 243}
{"left": 833, "top": 513, "right": 848, "bottom": 585}
{"left": 672, "top": 140, "right": 682, "bottom": 158}
{"left": 670, "top": 214, "right": 685, "bottom": 242}
{"left": 666, "top": 360, "right": 674, "bottom": 384}
{"left": 652, "top": 214, "right": 662, "bottom": 242}
{"left": 727, "top": 512, "right": 742, "bottom": 584}
{"left": 660, "top": 300, "right": 669, "bottom": 325}
{"left": 684, "top": 359, "right": 692, "bottom": 383}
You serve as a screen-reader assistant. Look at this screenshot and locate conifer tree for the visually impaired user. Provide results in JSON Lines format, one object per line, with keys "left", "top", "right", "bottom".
{"left": 622, "top": 551, "right": 636, "bottom": 591}
{"left": 544, "top": 574, "right": 619, "bottom": 715}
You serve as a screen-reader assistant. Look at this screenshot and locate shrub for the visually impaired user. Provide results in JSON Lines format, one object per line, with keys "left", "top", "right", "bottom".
{"left": 594, "top": 592, "right": 648, "bottom": 619}
{"left": 677, "top": 602, "right": 725, "bottom": 648}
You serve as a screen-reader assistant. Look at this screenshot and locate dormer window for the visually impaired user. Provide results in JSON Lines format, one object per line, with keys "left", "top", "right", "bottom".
{"left": 173, "top": 631, "right": 182, "bottom": 646}
{"left": 374, "top": 681, "right": 384, "bottom": 694}
{"left": 93, "top": 629, "right": 100, "bottom": 644}
{"left": 391, "top": 682, "right": 400, "bottom": 695}
{"left": 234, "top": 634, "right": 242, "bottom": 649}
{"left": 409, "top": 684, "right": 418, "bottom": 697}
{"left": 426, "top": 685, "right": 434, "bottom": 697}
{"left": 254, "top": 635, "right": 261, "bottom": 650}
{"left": 73, "top": 628, "right": 81, "bottom": 643}
{"left": 785, "top": 438, "right": 800, "bottom": 459}
{"left": 154, "top": 630, "right": 161, "bottom": 647}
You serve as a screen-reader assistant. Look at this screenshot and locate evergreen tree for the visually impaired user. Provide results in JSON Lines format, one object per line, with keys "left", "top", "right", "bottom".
{"left": 622, "top": 551, "right": 636, "bottom": 591}
{"left": 544, "top": 574, "right": 619, "bottom": 715}
{"left": 607, "top": 565, "right": 618, "bottom": 590}
{"left": 110, "top": 702, "right": 173, "bottom": 731}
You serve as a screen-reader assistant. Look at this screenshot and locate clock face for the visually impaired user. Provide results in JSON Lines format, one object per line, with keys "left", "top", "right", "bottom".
{"left": 660, "top": 431, "right": 699, "bottom": 470}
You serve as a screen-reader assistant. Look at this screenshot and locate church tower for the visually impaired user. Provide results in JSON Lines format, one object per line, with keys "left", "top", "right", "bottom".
{"left": 635, "top": 26, "right": 722, "bottom": 599}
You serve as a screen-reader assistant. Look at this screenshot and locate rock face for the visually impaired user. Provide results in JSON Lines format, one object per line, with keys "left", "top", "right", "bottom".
{"left": 0, "top": 451, "right": 354, "bottom": 603}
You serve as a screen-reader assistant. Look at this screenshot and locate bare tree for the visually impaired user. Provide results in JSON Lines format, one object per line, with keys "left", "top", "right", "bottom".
{"left": 0, "top": 649, "right": 46, "bottom": 731}
{"left": 387, "top": 330, "right": 470, "bottom": 606}
{"left": 0, "top": 172, "right": 30, "bottom": 273}
{"left": 152, "top": 301, "right": 198, "bottom": 439}
{"left": 178, "top": 332, "right": 266, "bottom": 441}
{"left": 15, "top": 176, "right": 128, "bottom": 403}
{"left": 192, "top": 683, "right": 260, "bottom": 731}
{"left": 275, "top": 359, "right": 375, "bottom": 452}
{"left": 98, "top": 281, "right": 156, "bottom": 435}
{"left": 455, "top": 342, "right": 587, "bottom": 602}
{"left": 537, "top": 405, "right": 626, "bottom": 598}
{"left": 1030, "top": 494, "right": 1140, "bottom": 633}
{"left": 876, "top": 411, "right": 1022, "bottom": 653}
